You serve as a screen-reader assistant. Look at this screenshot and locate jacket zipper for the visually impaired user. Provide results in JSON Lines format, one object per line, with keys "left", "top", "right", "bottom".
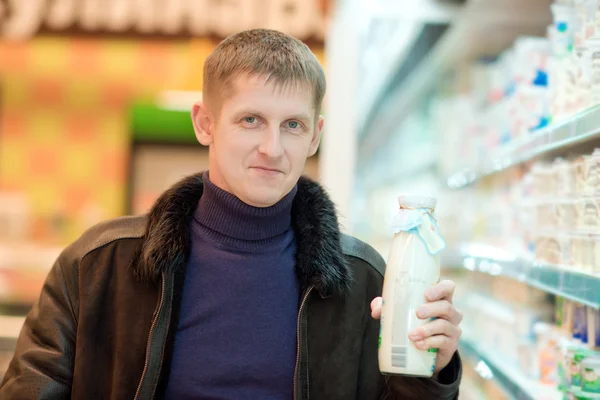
{"left": 293, "top": 285, "right": 314, "bottom": 400}
{"left": 134, "top": 273, "right": 166, "bottom": 400}
{"left": 149, "top": 298, "right": 171, "bottom": 397}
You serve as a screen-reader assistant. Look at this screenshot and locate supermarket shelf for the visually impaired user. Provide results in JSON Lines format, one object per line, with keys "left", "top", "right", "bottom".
{"left": 447, "top": 105, "right": 600, "bottom": 189}
{"left": 356, "top": 1, "right": 462, "bottom": 128}
{"left": 442, "top": 245, "right": 600, "bottom": 309}
{"left": 358, "top": 0, "right": 551, "bottom": 160}
{"left": 460, "top": 335, "right": 561, "bottom": 400}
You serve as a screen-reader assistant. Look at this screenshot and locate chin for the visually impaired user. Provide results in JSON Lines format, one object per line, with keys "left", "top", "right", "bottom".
{"left": 240, "top": 187, "right": 285, "bottom": 208}
{"left": 247, "top": 194, "right": 283, "bottom": 208}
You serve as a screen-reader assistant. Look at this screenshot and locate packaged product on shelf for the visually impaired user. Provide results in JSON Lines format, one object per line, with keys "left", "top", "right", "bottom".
{"left": 585, "top": 149, "right": 600, "bottom": 193}
{"left": 568, "top": 350, "right": 587, "bottom": 387}
{"left": 574, "top": 0, "right": 597, "bottom": 45}
{"left": 575, "top": 156, "right": 590, "bottom": 195}
{"left": 549, "top": 1, "right": 578, "bottom": 120}
{"left": 560, "top": 235, "right": 575, "bottom": 266}
{"left": 535, "top": 235, "right": 565, "bottom": 265}
{"left": 582, "top": 356, "right": 600, "bottom": 393}
{"left": 557, "top": 199, "right": 578, "bottom": 230}
{"left": 551, "top": 3, "right": 577, "bottom": 58}
{"left": 577, "top": 199, "right": 600, "bottom": 231}
{"left": 558, "top": 298, "right": 569, "bottom": 331}
{"left": 571, "top": 236, "right": 600, "bottom": 273}
{"left": 511, "top": 37, "right": 552, "bottom": 134}
{"left": 556, "top": 157, "right": 577, "bottom": 195}
{"left": 591, "top": 38, "right": 600, "bottom": 103}
{"left": 535, "top": 322, "right": 561, "bottom": 384}
{"left": 557, "top": 308, "right": 590, "bottom": 392}
{"left": 589, "top": 308, "right": 600, "bottom": 349}
{"left": 554, "top": 301, "right": 600, "bottom": 396}
{"left": 519, "top": 338, "right": 542, "bottom": 379}
{"left": 575, "top": 304, "right": 590, "bottom": 346}
{"left": 597, "top": 0, "right": 600, "bottom": 32}
{"left": 532, "top": 162, "right": 556, "bottom": 196}
{"left": 575, "top": 44, "right": 593, "bottom": 112}
{"left": 538, "top": 202, "right": 559, "bottom": 229}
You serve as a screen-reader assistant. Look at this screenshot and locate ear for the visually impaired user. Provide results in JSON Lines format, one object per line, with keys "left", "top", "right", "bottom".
{"left": 191, "top": 101, "right": 213, "bottom": 146}
{"left": 308, "top": 115, "right": 324, "bottom": 157}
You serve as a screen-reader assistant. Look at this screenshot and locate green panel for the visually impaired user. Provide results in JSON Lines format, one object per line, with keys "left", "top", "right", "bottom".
{"left": 130, "top": 102, "right": 196, "bottom": 144}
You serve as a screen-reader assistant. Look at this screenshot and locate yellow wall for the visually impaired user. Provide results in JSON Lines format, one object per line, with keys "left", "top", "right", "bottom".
{"left": 0, "top": 36, "right": 325, "bottom": 243}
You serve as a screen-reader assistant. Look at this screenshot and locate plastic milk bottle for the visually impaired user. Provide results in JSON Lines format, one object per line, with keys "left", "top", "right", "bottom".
{"left": 378, "top": 195, "right": 446, "bottom": 377}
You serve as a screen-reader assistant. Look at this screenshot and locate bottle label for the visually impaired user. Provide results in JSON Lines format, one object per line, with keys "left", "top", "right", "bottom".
{"left": 416, "top": 210, "right": 446, "bottom": 255}
{"left": 390, "top": 271, "right": 410, "bottom": 368}
{"left": 391, "top": 346, "right": 408, "bottom": 368}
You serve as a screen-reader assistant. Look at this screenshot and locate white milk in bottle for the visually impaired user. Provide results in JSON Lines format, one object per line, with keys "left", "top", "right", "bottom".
{"left": 378, "top": 195, "right": 446, "bottom": 377}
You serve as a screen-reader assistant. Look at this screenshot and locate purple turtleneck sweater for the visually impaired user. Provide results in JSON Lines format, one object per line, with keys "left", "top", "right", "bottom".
{"left": 164, "top": 172, "right": 300, "bottom": 400}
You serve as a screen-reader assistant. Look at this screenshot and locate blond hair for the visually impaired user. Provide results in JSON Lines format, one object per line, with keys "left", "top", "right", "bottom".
{"left": 203, "top": 29, "right": 326, "bottom": 115}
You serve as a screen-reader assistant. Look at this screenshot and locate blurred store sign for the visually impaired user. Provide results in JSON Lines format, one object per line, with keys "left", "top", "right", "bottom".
{"left": 0, "top": 0, "right": 329, "bottom": 41}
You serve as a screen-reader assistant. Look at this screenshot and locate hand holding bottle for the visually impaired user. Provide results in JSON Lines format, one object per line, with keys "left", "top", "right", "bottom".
{"left": 371, "top": 279, "right": 463, "bottom": 374}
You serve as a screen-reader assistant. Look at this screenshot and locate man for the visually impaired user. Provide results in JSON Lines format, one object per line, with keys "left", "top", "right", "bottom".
{"left": 0, "top": 29, "right": 462, "bottom": 399}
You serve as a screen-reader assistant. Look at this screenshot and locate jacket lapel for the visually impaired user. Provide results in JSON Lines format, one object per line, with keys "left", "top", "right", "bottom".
{"left": 131, "top": 172, "right": 353, "bottom": 297}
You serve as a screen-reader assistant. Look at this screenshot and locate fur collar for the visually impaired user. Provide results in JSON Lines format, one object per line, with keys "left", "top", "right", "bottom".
{"left": 132, "top": 173, "right": 352, "bottom": 297}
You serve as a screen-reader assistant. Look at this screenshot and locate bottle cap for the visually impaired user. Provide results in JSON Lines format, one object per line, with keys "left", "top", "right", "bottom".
{"left": 398, "top": 195, "right": 437, "bottom": 210}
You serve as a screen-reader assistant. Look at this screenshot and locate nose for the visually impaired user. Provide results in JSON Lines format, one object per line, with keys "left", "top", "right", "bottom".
{"left": 258, "top": 126, "right": 284, "bottom": 158}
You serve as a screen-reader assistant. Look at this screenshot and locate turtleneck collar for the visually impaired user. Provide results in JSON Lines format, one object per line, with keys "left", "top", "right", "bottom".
{"left": 194, "top": 171, "right": 297, "bottom": 242}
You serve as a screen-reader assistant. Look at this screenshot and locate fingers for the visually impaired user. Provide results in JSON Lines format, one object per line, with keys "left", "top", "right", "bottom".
{"left": 417, "top": 300, "right": 463, "bottom": 326}
{"left": 370, "top": 297, "right": 382, "bottom": 319}
{"left": 425, "top": 280, "right": 456, "bottom": 303}
{"left": 409, "top": 318, "right": 462, "bottom": 342}
{"left": 414, "top": 333, "right": 460, "bottom": 352}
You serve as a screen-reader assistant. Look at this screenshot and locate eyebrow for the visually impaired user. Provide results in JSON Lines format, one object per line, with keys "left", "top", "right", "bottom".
{"left": 287, "top": 113, "right": 313, "bottom": 124}
{"left": 232, "top": 109, "right": 313, "bottom": 124}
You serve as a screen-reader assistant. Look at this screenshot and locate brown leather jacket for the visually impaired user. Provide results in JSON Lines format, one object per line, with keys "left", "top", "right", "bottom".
{"left": 0, "top": 173, "right": 461, "bottom": 399}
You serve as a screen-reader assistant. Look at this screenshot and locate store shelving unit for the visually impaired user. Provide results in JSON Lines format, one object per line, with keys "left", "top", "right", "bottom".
{"left": 459, "top": 335, "right": 562, "bottom": 400}
{"left": 442, "top": 247, "right": 600, "bottom": 309}
{"left": 447, "top": 105, "right": 600, "bottom": 189}
{"left": 358, "top": 0, "right": 552, "bottom": 161}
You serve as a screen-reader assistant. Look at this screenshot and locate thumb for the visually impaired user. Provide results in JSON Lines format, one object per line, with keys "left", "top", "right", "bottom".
{"left": 371, "top": 297, "right": 382, "bottom": 319}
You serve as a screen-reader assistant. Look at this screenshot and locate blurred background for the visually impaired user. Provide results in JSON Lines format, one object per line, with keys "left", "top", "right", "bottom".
{"left": 1, "top": 0, "right": 600, "bottom": 398}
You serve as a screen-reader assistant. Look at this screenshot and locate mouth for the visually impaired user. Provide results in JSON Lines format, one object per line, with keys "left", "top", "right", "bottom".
{"left": 250, "top": 166, "right": 284, "bottom": 176}
{"left": 251, "top": 166, "right": 282, "bottom": 173}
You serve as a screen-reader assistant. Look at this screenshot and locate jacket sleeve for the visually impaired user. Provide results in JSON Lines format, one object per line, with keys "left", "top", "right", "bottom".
{"left": 383, "top": 352, "right": 462, "bottom": 400}
{"left": 0, "top": 254, "right": 77, "bottom": 399}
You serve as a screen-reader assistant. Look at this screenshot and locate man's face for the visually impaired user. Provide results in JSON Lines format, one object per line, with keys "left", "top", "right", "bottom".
{"left": 193, "top": 74, "right": 323, "bottom": 207}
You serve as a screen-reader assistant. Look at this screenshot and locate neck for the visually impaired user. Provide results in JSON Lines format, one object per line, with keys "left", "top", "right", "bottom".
{"left": 194, "top": 171, "right": 297, "bottom": 242}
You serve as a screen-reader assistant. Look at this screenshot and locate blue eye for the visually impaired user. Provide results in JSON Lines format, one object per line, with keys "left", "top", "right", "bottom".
{"left": 287, "top": 121, "right": 300, "bottom": 129}
{"left": 244, "top": 117, "right": 257, "bottom": 124}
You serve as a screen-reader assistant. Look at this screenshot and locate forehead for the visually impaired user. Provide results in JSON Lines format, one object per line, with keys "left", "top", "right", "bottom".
{"left": 223, "top": 74, "right": 314, "bottom": 113}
